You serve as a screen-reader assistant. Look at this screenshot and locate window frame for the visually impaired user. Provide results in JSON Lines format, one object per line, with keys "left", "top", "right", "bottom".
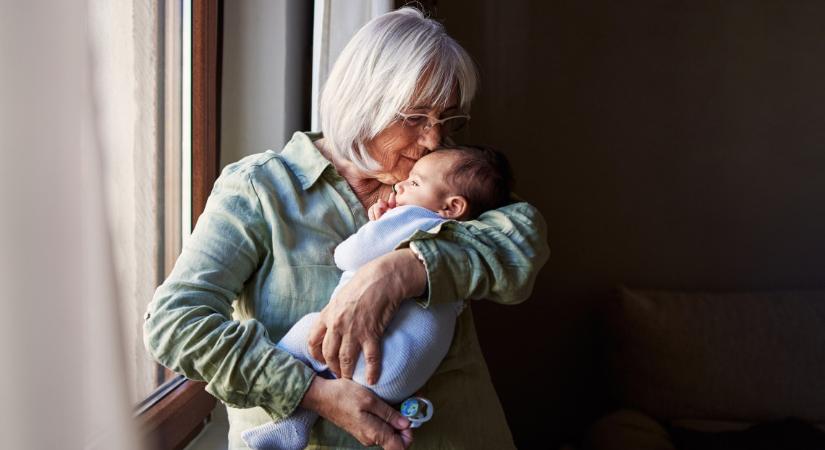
{"left": 138, "top": 0, "right": 223, "bottom": 448}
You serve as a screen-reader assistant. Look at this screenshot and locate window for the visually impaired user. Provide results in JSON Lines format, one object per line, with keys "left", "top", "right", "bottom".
{"left": 103, "top": 0, "right": 184, "bottom": 407}
{"left": 93, "top": 0, "right": 220, "bottom": 448}
{"left": 137, "top": 0, "right": 223, "bottom": 447}
{"left": 96, "top": 0, "right": 187, "bottom": 405}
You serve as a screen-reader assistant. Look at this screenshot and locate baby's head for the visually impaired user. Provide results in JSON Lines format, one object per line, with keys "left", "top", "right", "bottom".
{"left": 394, "top": 145, "right": 514, "bottom": 220}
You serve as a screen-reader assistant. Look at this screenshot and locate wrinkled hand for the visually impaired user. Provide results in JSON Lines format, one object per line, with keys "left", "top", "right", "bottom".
{"left": 368, "top": 192, "right": 396, "bottom": 221}
{"left": 308, "top": 249, "right": 426, "bottom": 383}
{"left": 301, "top": 377, "right": 413, "bottom": 449}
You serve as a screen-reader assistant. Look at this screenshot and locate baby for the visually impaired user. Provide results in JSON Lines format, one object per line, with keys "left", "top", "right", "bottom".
{"left": 242, "top": 145, "right": 514, "bottom": 450}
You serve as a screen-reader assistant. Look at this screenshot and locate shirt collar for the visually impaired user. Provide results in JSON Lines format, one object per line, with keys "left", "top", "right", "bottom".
{"left": 278, "top": 131, "right": 332, "bottom": 190}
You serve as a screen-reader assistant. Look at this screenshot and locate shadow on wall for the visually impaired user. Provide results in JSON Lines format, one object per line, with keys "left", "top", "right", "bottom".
{"left": 434, "top": 0, "right": 825, "bottom": 448}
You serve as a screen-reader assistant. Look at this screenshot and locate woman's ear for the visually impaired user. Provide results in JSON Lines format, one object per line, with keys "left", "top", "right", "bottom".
{"left": 440, "top": 195, "right": 468, "bottom": 220}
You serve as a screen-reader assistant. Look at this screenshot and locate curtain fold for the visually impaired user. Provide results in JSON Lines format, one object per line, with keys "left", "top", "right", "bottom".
{"left": 0, "top": 0, "right": 143, "bottom": 448}
{"left": 89, "top": 0, "right": 164, "bottom": 405}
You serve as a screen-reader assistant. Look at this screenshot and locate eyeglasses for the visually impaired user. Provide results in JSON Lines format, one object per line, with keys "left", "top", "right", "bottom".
{"left": 397, "top": 112, "right": 471, "bottom": 134}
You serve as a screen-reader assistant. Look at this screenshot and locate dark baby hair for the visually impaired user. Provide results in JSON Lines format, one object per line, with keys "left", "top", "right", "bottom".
{"left": 439, "top": 145, "right": 514, "bottom": 219}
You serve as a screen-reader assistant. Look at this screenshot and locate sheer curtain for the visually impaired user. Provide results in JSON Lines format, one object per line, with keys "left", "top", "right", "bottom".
{"left": 88, "top": 0, "right": 166, "bottom": 405}
{"left": 0, "top": 0, "right": 142, "bottom": 448}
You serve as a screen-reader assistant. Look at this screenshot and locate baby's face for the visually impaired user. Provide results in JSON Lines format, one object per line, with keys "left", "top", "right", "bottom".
{"left": 393, "top": 152, "right": 455, "bottom": 214}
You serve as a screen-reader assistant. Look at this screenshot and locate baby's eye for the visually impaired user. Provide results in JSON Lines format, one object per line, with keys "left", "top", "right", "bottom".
{"left": 411, "top": 180, "right": 419, "bottom": 187}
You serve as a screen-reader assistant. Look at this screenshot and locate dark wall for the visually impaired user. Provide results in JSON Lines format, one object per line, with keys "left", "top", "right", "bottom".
{"left": 434, "top": 1, "right": 825, "bottom": 447}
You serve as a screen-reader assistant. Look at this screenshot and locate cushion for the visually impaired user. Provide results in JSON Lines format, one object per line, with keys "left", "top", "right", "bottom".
{"left": 584, "top": 409, "right": 676, "bottom": 450}
{"left": 605, "top": 287, "right": 825, "bottom": 423}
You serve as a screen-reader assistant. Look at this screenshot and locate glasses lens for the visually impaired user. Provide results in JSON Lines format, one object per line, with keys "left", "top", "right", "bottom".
{"left": 443, "top": 116, "right": 469, "bottom": 133}
{"left": 401, "top": 114, "right": 428, "bottom": 128}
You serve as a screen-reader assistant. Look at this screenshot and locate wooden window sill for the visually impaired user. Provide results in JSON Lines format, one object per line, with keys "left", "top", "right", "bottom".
{"left": 139, "top": 380, "right": 217, "bottom": 450}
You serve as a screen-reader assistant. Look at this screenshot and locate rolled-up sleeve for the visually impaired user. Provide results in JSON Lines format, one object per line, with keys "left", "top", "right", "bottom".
{"left": 143, "top": 166, "right": 314, "bottom": 421}
{"left": 403, "top": 201, "right": 549, "bottom": 307}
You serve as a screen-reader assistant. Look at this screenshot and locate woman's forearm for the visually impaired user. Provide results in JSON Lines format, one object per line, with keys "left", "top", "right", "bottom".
{"left": 406, "top": 201, "right": 550, "bottom": 307}
{"left": 378, "top": 248, "right": 428, "bottom": 299}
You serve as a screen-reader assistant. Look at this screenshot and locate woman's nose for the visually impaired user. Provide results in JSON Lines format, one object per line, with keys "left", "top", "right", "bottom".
{"left": 419, "top": 123, "right": 442, "bottom": 150}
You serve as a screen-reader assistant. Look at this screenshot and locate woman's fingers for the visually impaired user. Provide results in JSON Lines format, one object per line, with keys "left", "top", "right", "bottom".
{"left": 362, "top": 416, "right": 410, "bottom": 450}
{"left": 361, "top": 338, "right": 382, "bottom": 385}
{"left": 399, "top": 428, "right": 414, "bottom": 448}
{"left": 338, "top": 335, "right": 359, "bottom": 380}
{"left": 322, "top": 328, "right": 342, "bottom": 376}
{"left": 369, "top": 395, "right": 410, "bottom": 431}
{"left": 307, "top": 320, "right": 327, "bottom": 363}
{"left": 363, "top": 396, "right": 412, "bottom": 450}
{"left": 387, "top": 192, "right": 396, "bottom": 208}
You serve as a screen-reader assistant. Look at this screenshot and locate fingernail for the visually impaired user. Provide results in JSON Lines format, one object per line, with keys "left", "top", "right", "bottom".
{"left": 395, "top": 417, "right": 410, "bottom": 428}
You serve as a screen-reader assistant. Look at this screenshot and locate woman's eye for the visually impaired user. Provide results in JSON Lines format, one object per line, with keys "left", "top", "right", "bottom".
{"left": 403, "top": 115, "right": 427, "bottom": 127}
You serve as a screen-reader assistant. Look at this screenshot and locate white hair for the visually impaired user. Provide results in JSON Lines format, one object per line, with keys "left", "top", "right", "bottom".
{"left": 319, "top": 7, "right": 478, "bottom": 172}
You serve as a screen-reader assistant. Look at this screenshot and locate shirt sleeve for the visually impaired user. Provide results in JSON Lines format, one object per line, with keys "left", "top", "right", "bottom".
{"left": 400, "top": 201, "right": 550, "bottom": 307}
{"left": 143, "top": 165, "right": 315, "bottom": 421}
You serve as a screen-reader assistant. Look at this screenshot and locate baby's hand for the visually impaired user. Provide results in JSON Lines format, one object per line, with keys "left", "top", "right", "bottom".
{"left": 368, "top": 192, "right": 396, "bottom": 221}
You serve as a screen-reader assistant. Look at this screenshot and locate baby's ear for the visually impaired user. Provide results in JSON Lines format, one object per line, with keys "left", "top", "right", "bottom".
{"left": 441, "top": 195, "right": 468, "bottom": 220}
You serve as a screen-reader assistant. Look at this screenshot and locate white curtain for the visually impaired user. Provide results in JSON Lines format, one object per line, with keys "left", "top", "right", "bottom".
{"left": 311, "top": 0, "right": 393, "bottom": 130}
{"left": 88, "top": 0, "right": 165, "bottom": 405}
{"left": 0, "top": 0, "right": 141, "bottom": 448}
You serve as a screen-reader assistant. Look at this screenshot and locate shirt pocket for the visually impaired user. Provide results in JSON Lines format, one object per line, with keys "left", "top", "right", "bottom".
{"left": 258, "top": 265, "right": 341, "bottom": 340}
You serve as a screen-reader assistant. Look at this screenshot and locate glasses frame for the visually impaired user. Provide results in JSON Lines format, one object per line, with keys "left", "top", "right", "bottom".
{"left": 396, "top": 111, "right": 471, "bottom": 133}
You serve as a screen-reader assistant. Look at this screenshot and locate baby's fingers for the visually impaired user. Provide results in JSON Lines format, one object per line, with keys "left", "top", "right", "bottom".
{"left": 370, "top": 199, "right": 388, "bottom": 221}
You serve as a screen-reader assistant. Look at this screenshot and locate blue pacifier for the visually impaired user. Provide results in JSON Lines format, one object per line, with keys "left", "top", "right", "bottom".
{"left": 399, "top": 397, "right": 434, "bottom": 428}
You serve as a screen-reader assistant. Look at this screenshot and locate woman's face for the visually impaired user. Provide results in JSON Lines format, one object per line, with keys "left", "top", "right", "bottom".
{"left": 364, "top": 92, "right": 461, "bottom": 185}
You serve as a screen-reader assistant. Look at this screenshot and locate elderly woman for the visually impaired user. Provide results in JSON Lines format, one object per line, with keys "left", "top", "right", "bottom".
{"left": 144, "top": 7, "right": 548, "bottom": 450}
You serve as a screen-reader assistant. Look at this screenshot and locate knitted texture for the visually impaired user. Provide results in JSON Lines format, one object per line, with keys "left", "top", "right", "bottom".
{"left": 334, "top": 205, "right": 445, "bottom": 271}
{"left": 240, "top": 407, "right": 316, "bottom": 450}
{"left": 242, "top": 206, "right": 462, "bottom": 449}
